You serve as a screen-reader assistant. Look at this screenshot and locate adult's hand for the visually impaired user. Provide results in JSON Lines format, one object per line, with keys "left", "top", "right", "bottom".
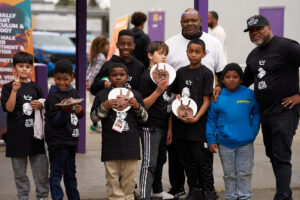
{"left": 282, "top": 94, "right": 300, "bottom": 109}
{"left": 104, "top": 81, "right": 111, "bottom": 88}
{"left": 209, "top": 144, "right": 218, "bottom": 153}
{"left": 212, "top": 86, "right": 222, "bottom": 102}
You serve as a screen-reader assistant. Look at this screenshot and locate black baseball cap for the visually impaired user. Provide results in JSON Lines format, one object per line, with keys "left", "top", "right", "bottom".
{"left": 244, "top": 15, "right": 270, "bottom": 32}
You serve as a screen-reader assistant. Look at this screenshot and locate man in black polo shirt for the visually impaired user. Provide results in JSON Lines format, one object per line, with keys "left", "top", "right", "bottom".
{"left": 243, "top": 15, "right": 300, "bottom": 200}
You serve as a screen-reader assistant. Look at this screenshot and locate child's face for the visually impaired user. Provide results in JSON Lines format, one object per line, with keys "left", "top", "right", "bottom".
{"left": 186, "top": 43, "right": 206, "bottom": 65}
{"left": 222, "top": 70, "right": 242, "bottom": 92}
{"left": 13, "top": 63, "right": 33, "bottom": 82}
{"left": 148, "top": 49, "right": 167, "bottom": 67}
{"left": 116, "top": 36, "right": 135, "bottom": 59}
{"left": 109, "top": 67, "right": 128, "bottom": 88}
{"left": 54, "top": 72, "right": 74, "bottom": 91}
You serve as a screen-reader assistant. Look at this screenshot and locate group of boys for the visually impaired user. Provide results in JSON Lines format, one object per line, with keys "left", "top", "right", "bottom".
{"left": 2, "top": 10, "right": 221, "bottom": 200}
{"left": 3, "top": 8, "right": 300, "bottom": 200}
{"left": 88, "top": 24, "right": 221, "bottom": 200}
{"left": 2, "top": 53, "right": 83, "bottom": 200}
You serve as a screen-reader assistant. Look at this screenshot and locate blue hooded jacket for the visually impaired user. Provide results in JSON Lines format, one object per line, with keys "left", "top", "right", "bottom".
{"left": 206, "top": 85, "right": 260, "bottom": 148}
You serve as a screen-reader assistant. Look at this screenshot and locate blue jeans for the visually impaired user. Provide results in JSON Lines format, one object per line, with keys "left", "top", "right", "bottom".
{"left": 219, "top": 143, "right": 254, "bottom": 200}
{"left": 49, "top": 148, "right": 80, "bottom": 200}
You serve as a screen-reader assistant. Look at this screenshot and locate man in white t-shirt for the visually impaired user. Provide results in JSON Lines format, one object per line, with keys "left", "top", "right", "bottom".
{"left": 166, "top": 9, "right": 226, "bottom": 82}
{"left": 208, "top": 11, "right": 227, "bottom": 58}
{"left": 165, "top": 8, "right": 225, "bottom": 200}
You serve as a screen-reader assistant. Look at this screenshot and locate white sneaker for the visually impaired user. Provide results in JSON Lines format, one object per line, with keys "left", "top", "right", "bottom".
{"left": 152, "top": 191, "right": 174, "bottom": 199}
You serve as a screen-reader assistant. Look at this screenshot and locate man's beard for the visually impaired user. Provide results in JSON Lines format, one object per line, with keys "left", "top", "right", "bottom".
{"left": 252, "top": 34, "right": 270, "bottom": 46}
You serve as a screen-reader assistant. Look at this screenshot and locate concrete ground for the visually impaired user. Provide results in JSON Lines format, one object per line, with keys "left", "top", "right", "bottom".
{"left": 0, "top": 93, "right": 300, "bottom": 199}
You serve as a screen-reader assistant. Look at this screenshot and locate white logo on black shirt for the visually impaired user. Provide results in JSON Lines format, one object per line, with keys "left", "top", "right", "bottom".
{"left": 163, "top": 91, "right": 175, "bottom": 102}
{"left": 125, "top": 83, "right": 132, "bottom": 88}
{"left": 163, "top": 91, "right": 174, "bottom": 113}
{"left": 71, "top": 113, "right": 78, "bottom": 126}
{"left": 23, "top": 103, "right": 33, "bottom": 116}
{"left": 257, "top": 67, "right": 266, "bottom": 79}
{"left": 70, "top": 113, "right": 79, "bottom": 137}
{"left": 72, "top": 129, "right": 79, "bottom": 137}
{"left": 181, "top": 87, "right": 191, "bottom": 98}
{"left": 24, "top": 95, "right": 32, "bottom": 101}
{"left": 186, "top": 80, "right": 192, "bottom": 86}
{"left": 259, "top": 60, "right": 265, "bottom": 65}
{"left": 167, "top": 105, "right": 172, "bottom": 113}
{"left": 258, "top": 81, "right": 267, "bottom": 90}
{"left": 25, "top": 119, "right": 33, "bottom": 127}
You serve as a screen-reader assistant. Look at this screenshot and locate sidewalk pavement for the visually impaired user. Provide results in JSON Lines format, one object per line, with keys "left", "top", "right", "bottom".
{"left": 0, "top": 94, "right": 300, "bottom": 199}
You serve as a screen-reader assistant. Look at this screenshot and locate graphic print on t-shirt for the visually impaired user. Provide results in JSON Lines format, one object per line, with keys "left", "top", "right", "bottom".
{"left": 181, "top": 87, "right": 191, "bottom": 98}
{"left": 125, "top": 76, "right": 133, "bottom": 88}
{"left": 22, "top": 95, "right": 34, "bottom": 127}
{"left": 163, "top": 91, "right": 175, "bottom": 113}
{"left": 181, "top": 79, "right": 193, "bottom": 98}
{"left": 25, "top": 119, "right": 33, "bottom": 127}
{"left": 257, "top": 67, "right": 266, "bottom": 79}
{"left": 70, "top": 112, "right": 79, "bottom": 137}
{"left": 23, "top": 102, "right": 33, "bottom": 116}
{"left": 258, "top": 81, "right": 267, "bottom": 90}
{"left": 257, "top": 59, "right": 268, "bottom": 90}
{"left": 24, "top": 95, "right": 32, "bottom": 101}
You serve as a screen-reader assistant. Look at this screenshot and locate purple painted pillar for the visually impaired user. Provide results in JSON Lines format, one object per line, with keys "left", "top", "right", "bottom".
{"left": 76, "top": 0, "right": 87, "bottom": 153}
{"left": 194, "top": 0, "right": 208, "bottom": 33}
{"left": 35, "top": 63, "right": 48, "bottom": 98}
{"left": 148, "top": 11, "right": 165, "bottom": 41}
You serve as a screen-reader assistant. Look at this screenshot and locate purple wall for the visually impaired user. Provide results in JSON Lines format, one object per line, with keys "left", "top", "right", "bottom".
{"left": 148, "top": 11, "right": 165, "bottom": 41}
{"left": 194, "top": 0, "right": 208, "bottom": 33}
{"left": 259, "top": 6, "right": 285, "bottom": 37}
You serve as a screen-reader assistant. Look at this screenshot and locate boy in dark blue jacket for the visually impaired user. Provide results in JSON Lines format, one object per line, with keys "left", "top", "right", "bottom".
{"left": 45, "top": 59, "right": 84, "bottom": 200}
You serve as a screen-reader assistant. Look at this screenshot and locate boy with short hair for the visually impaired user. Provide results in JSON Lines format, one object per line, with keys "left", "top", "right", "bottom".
{"left": 90, "top": 29, "right": 145, "bottom": 95}
{"left": 91, "top": 63, "right": 148, "bottom": 200}
{"left": 44, "top": 59, "right": 84, "bottom": 200}
{"left": 172, "top": 39, "right": 218, "bottom": 200}
{"left": 138, "top": 41, "right": 174, "bottom": 200}
{"left": 1, "top": 51, "right": 49, "bottom": 200}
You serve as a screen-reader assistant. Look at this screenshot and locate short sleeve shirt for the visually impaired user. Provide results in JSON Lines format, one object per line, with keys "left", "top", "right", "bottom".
{"left": 171, "top": 65, "right": 213, "bottom": 142}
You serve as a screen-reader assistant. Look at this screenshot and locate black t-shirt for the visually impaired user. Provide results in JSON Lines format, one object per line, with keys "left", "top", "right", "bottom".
{"left": 44, "top": 86, "right": 83, "bottom": 152}
{"left": 90, "top": 55, "right": 145, "bottom": 95}
{"left": 172, "top": 65, "right": 213, "bottom": 142}
{"left": 1, "top": 81, "right": 45, "bottom": 157}
{"left": 91, "top": 87, "right": 144, "bottom": 161}
{"left": 244, "top": 36, "right": 300, "bottom": 116}
{"left": 139, "top": 69, "right": 174, "bottom": 129}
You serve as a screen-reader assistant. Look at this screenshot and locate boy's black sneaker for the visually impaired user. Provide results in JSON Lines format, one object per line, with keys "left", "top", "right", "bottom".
{"left": 186, "top": 188, "right": 204, "bottom": 200}
{"left": 167, "top": 187, "right": 186, "bottom": 197}
{"left": 204, "top": 190, "right": 219, "bottom": 200}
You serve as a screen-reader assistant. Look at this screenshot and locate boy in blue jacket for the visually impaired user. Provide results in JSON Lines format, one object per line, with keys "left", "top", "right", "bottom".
{"left": 45, "top": 59, "right": 84, "bottom": 200}
{"left": 206, "top": 63, "right": 260, "bottom": 200}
